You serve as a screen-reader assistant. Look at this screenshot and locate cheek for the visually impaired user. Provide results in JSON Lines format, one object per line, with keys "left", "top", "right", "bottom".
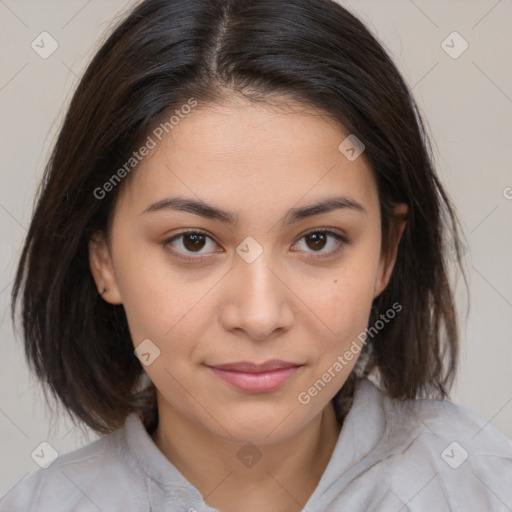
{"left": 304, "top": 282, "right": 373, "bottom": 384}
{"left": 304, "top": 248, "right": 379, "bottom": 338}
{"left": 295, "top": 265, "right": 377, "bottom": 403}
{"left": 111, "top": 237, "right": 210, "bottom": 352}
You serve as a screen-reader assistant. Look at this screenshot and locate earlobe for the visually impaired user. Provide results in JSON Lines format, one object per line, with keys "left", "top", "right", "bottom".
{"left": 88, "top": 233, "right": 123, "bottom": 304}
{"left": 373, "top": 203, "right": 408, "bottom": 299}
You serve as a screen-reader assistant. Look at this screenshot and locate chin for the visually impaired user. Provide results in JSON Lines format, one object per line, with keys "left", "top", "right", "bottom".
{"left": 209, "top": 407, "right": 306, "bottom": 445}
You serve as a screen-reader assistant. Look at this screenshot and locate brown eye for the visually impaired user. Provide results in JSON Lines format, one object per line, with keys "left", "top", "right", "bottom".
{"left": 182, "top": 233, "right": 206, "bottom": 252}
{"left": 163, "top": 230, "right": 220, "bottom": 260}
{"left": 305, "top": 232, "right": 328, "bottom": 251}
{"left": 292, "top": 229, "right": 347, "bottom": 258}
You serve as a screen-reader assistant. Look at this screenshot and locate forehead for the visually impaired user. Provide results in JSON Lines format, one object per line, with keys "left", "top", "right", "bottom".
{"left": 119, "top": 96, "right": 379, "bottom": 221}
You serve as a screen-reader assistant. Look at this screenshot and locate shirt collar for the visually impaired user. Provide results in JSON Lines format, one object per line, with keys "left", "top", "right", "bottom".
{"left": 122, "top": 377, "right": 390, "bottom": 511}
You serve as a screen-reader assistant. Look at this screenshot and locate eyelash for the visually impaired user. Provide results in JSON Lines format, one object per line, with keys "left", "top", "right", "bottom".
{"left": 162, "top": 228, "right": 348, "bottom": 262}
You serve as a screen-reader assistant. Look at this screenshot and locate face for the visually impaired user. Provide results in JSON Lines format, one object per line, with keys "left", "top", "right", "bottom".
{"left": 89, "top": 95, "right": 407, "bottom": 445}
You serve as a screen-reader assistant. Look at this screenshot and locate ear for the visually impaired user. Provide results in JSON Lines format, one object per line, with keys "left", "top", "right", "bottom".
{"left": 373, "top": 203, "right": 408, "bottom": 299}
{"left": 88, "top": 232, "right": 123, "bottom": 304}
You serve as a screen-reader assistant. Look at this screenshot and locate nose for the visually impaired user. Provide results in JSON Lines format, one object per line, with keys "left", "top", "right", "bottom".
{"left": 219, "top": 252, "right": 294, "bottom": 341}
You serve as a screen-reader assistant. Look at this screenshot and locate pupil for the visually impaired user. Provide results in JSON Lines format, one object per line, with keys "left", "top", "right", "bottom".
{"left": 307, "top": 233, "right": 326, "bottom": 251}
{"left": 184, "top": 234, "right": 205, "bottom": 252}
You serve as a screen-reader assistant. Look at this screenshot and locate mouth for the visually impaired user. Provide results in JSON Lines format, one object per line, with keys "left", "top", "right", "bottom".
{"left": 204, "top": 360, "right": 304, "bottom": 393}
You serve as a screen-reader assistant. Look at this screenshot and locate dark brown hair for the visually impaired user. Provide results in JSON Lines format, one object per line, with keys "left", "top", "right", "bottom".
{"left": 11, "top": 0, "right": 468, "bottom": 435}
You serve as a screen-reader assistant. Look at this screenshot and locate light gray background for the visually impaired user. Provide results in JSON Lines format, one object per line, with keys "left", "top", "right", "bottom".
{"left": 1, "top": 0, "right": 511, "bottom": 498}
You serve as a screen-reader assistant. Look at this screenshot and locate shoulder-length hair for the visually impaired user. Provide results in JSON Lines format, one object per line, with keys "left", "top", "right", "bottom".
{"left": 11, "top": 0, "right": 468, "bottom": 434}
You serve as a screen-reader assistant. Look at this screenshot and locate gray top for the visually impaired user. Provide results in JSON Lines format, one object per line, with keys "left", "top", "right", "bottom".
{"left": 2, "top": 378, "right": 512, "bottom": 511}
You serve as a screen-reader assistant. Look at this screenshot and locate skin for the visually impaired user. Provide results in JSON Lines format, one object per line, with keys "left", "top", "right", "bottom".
{"left": 89, "top": 94, "right": 407, "bottom": 512}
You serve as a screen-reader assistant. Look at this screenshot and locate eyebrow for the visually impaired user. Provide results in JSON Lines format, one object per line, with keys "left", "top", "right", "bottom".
{"left": 140, "top": 195, "right": 367, "bottom": 225}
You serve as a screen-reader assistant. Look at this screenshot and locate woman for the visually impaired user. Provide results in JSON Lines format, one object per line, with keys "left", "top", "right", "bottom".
{"left": 5, "top": 0, "right": 512, "bottom": 510}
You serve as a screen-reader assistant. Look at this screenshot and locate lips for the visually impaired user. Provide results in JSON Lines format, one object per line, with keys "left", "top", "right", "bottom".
{"left": 207, "top": 360, "right": 301, "bottom": 373}
{"left": 204, "top": 360, "right": 303, "bottom": 393}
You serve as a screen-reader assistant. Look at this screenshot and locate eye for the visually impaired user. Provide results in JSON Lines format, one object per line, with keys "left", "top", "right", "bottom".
{"left": 291, "top": 228, "right": 347, "bottom": 259}
{"left": 162, "top": 230, "right": 221, "bottom": 261}
{"left": 162, "top": 227, "right": 347, "bottom": 262}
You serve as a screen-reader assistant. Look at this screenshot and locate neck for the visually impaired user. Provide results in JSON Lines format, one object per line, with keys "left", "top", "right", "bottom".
{"left": 152, "top": 397, "right": 342, "bottom": 512}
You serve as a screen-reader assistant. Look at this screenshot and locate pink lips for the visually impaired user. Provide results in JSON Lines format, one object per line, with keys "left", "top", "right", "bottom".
{"left": 205, "top": 360, "right": 302, "bottom": 393}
